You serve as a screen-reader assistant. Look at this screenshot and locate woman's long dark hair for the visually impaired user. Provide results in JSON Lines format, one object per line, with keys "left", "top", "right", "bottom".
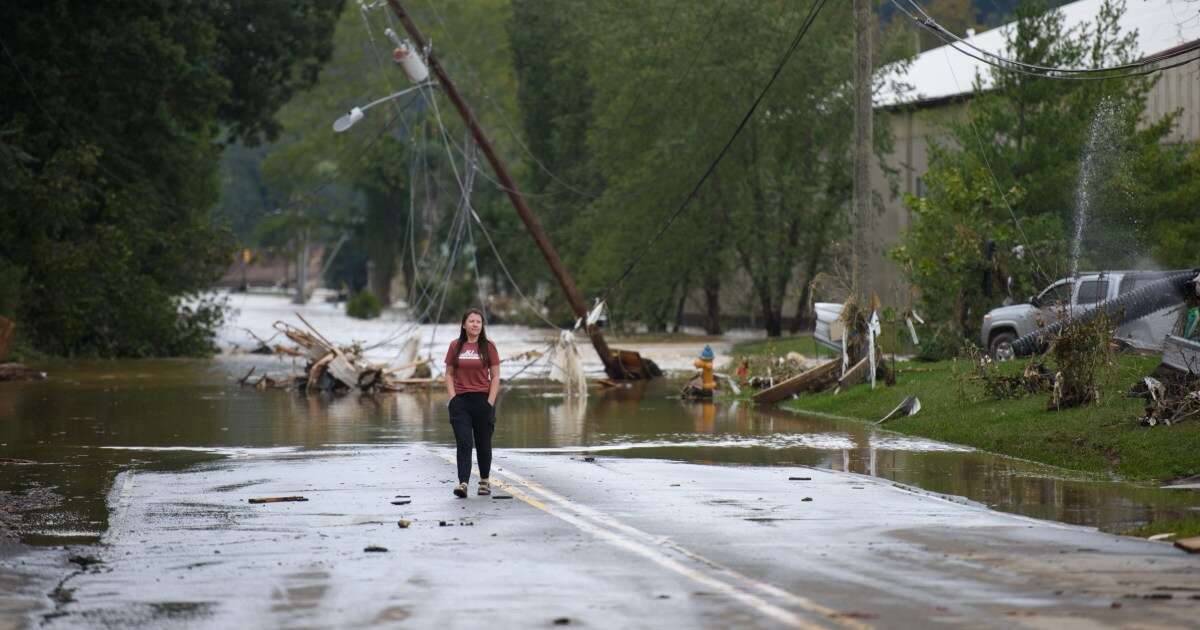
{"left": 450, "top": 308, "right": 491, "bottom": 369}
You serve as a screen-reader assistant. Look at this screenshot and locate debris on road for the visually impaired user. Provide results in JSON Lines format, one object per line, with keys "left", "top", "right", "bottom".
{"left": 492, "top": 495, "right": 513, "bottom": 500}
{"left": 391, "top": 500, "right": 411, "bottom": 505}
{"left": 1174, "top": 536, "right": 1200, "bottom": 554}
{"left": 248, "top": 496, "right": 309, "bottom": 504}
{"left": 68, "top": 555, "right": 103, "bottom": 570}
{"left": 788, "top": 477, "right": 812, "bottom": 481}
{"left": 397, "top": 519, "right": 412, "bottom": 528}
{"left": 364, "top": 545, "right": 388, "bottom": 553}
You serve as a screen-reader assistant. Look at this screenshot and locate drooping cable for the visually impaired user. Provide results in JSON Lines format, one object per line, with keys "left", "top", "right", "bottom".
{"left": 890, "top": 0, "right": 1200, "bottom": 81}
{"left": 597, "top": 0, "right": 830, "bottom": 304}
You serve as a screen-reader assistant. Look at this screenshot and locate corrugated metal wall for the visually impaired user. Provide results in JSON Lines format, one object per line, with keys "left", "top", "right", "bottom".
{"left": 1146, "top": 61, "right": 1200, "bottom": 143}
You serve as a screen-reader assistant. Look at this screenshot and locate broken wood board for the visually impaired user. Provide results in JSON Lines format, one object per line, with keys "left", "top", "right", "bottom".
{"left": 248, "top": 496, "right": 308, "bottom": 504}
{"left": 752, "top": 358, "right": 840, "bottom": 404}
{"left": 1173, "top": 536, "right": 1200, "bottom": 553}
{"left": 836, "top": 356, "right": 871, "bottom": 392}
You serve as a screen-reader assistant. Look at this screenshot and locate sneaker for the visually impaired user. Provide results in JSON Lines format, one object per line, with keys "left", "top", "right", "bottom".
{"left": 477, "top": 479, "right": 491, "bottom": 496}
{"left": 453, "top": 482, "right": 468, "bottom": 498}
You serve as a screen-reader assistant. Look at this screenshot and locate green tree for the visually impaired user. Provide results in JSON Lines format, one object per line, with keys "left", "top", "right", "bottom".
{"left": 559, "top": 0, "right": 902, "bottom": 336}
{"left": 0, "top": 1, "right": 343, "bottom": 356}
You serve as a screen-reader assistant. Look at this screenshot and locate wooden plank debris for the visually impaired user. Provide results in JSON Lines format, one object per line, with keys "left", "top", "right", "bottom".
{"left": 835, "top": 356, "right": 871, "bottom": 392}
{"left": 752, "top": 358, "right": 840, "bottom": 404}
{"left": 1173, "top": 536, "right": 1200, "bottom": 553}
{"left": 248, "top": 496, "right": 309, "bottom": 504}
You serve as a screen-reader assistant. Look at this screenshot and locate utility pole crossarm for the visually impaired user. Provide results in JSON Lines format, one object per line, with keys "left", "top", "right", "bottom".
{"left": 384, "top": 0, "right": 627, "bottom": 379}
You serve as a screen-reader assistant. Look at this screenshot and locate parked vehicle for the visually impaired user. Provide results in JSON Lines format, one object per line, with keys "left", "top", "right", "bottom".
{"left": 982, "top": 270, "right": 1186, "bottom": 359}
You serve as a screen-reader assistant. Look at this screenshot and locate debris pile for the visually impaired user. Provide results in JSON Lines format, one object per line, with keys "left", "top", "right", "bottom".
{"left": 736, "top": 352, "right": 822, "bottom": 390}
{"left": 1134, "top": 374, "right": 1200, "bottom": 427}
{"left": 1046, "top": 312, "right": 1115, "bottom": 410}
{"left": 238, "top": 315, "right": 432, "bottom": 394}
{"left": 961, "top": 347, "right": 1051, "bottom": 400}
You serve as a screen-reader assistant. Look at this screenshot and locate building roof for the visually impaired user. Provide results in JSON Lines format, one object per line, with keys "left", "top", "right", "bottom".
{"left": 877, "top": 0, "right": 1200, "bottom": 107}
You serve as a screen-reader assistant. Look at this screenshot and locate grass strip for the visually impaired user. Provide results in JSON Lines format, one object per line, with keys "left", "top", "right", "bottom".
{"left": 767, "top": 353, "right": 1200, "bottom": 483}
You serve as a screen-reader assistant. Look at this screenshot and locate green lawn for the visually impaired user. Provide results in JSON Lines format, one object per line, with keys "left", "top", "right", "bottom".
{"left": 772, "top": 355, "right": 1200, "bottom": 483}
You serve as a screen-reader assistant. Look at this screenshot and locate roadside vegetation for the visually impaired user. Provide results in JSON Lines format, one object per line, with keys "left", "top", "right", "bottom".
{"left": 732, "top": 337, "right": 1198, "bottom": 484}
{"left": 0, "top": 1, "right": 343, "bottom": 357}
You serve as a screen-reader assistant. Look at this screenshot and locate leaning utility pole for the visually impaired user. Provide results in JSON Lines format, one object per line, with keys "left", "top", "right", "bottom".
{"left": 384, "top": 0, "right": 636, "bottom": 380}
{"left": 852, "top": 0, "right": 873, "bottom": 306}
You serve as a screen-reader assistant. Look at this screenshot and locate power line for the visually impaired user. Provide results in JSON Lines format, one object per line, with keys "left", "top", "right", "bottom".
{"left": 891, "top": 0, "right": 1200, "bottom": 80}
{"left": 901, "top": 0, "right": 1200, "bottom": 74}
{"left": 598, "top": 0, "right": 830, "bottom": 303}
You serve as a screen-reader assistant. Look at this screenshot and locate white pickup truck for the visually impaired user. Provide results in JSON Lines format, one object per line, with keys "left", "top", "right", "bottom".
{"left": 981, "top": 271, "right": 1184, "bottom": 359}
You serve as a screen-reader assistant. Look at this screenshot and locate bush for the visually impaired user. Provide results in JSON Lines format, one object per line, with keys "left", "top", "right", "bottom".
{"left": 915, "top": 324, "right": 969, "bottom": 362}
{"left": 347, "top": 291, "right": 382, "bottom": 320}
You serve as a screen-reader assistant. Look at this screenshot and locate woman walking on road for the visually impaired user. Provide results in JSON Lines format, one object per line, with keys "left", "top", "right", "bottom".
{"left": 444, "top": 308, "right": 500, "bottom": 498}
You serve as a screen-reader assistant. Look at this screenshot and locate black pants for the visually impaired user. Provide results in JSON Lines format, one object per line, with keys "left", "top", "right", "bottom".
{"left": 448, "top": 392, "right": 495, "bottom": 483}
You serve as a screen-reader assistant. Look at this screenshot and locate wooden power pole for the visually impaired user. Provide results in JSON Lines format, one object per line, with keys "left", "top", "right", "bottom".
{"left": 852, "top": 0, "right": 873, "bottom": 306}
{"left": 385, "top": 0, "right": 638, "bottom": 380}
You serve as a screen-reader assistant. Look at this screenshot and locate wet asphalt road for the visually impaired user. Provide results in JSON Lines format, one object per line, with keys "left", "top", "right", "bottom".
{"left": 23, "top": 445, "right": 1200, "bottom": 629}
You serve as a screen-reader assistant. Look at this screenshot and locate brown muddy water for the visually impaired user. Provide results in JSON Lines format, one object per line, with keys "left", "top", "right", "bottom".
{"left": 1, "top": 357, "right": 1197, "bottom": 547}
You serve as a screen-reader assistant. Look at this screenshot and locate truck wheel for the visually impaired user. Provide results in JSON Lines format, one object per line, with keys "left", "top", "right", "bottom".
{"left": 989, "top": 331, "right": 1017, "bottom": 361}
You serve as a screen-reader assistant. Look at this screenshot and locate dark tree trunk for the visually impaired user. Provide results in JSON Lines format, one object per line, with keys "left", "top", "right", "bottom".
{"left": 703, "top": 276, "right": 722, "bottom": 335}
{"left": 760, "top": 291, "right": 782, "bottom": 337}
{"left": 789, "top": 238, "right": 827, "bottom": 333}
{"left": 672, "top": 277, "right": 689, "bottom": 333}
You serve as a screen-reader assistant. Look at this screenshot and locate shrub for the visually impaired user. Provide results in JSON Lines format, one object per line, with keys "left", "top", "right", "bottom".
{"left": 347, "top": 291, "right": 382, "bottom": 320}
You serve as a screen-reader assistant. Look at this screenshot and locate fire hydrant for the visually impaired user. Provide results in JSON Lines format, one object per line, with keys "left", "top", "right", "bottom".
{"left": 693, "top": 345, "right": 716, "bottom": 393}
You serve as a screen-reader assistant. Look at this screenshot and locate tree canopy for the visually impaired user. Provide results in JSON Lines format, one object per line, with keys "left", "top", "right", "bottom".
{"left": 0, "top": 0, "right": 343, "bottom": 356}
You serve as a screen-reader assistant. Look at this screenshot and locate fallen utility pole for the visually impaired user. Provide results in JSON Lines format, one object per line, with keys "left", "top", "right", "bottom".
{"left": 384, "top": 0, "right": 649, "bottom": 380}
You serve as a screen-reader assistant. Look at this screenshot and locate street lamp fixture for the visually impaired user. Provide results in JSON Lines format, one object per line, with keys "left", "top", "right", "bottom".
{"left": 332, "top": 83, "right": 432, "bottom": 133}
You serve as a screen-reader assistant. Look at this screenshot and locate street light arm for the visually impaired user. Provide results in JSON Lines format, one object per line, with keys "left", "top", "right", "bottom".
{"left": 360, "top": 83, "right": 429, "bottom": 113}
{"left": 332, "top": 82, "right": 431, "bottom": 133}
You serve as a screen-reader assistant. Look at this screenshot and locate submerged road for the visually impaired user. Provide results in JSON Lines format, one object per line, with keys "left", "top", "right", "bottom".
{"left": 32, "top": 445, "right": 1200, "bottom": 628}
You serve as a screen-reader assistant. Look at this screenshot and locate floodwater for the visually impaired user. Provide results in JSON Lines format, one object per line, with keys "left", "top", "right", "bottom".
{"left": 2, "top": 357, "right": 1198, "bottom": 549}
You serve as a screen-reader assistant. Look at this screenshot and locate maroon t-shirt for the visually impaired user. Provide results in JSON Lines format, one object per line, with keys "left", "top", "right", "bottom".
{"left": 445, "top": 340, "right": 499, "bottom": 394}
